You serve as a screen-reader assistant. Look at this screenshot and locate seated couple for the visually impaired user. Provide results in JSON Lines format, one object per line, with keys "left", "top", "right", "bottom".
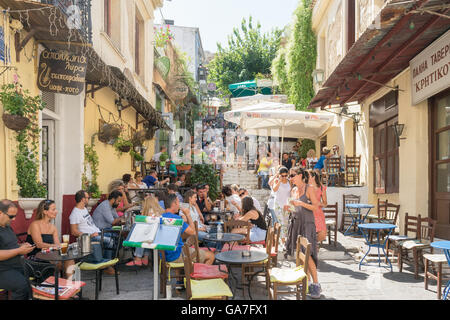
{"left": 69, "top": 190, "right": 123, "bottom": 275}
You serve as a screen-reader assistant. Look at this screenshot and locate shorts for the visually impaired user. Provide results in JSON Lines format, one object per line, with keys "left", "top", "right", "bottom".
{"left": 171, "top": 246, "right": 207, "bottom": 264}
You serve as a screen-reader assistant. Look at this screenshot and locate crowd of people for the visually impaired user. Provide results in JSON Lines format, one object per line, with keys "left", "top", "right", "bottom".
{"left": 0, "top": 139, "right": 343, "bottom": 300}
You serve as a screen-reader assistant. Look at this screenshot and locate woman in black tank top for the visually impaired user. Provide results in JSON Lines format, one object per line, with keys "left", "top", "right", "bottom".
{"left": 239, "top": 197, "right": 267, "bottom": 242}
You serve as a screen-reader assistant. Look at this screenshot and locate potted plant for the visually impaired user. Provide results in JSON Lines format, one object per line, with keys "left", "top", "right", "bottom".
{"left": 130, "top": 150, "right": 144, "bottom": 162}
{"left": 1, "top": 80, "right": 48, "bottom": 218}
{"left": 113, "top": 136, "right": 133, "bottom": 155}
{"left": 98, "top": 123, "right": 121, "bottom": 144}
{"left": 159, "top": 151, "right": 169, "bottom": 168}
{"left": 176, "top": 162, "right": 192, "bottom": 171}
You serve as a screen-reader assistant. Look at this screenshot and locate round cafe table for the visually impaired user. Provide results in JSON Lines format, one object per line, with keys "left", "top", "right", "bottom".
{"left": 357, "top": 223, "right": 396, "bottom": 271}
{"left": 215, "top": 249, "right": 268, "bottom": 300}
{"left": 430, "top": 241, "right": 450, "bottom": 300}
{"left": 202, "top": 232, "right": 245, "bottom": 251}
{"left": 345, "top": 204, "right": 375, "bottom": 236}
{"left": 35, "top": 248, "right": 92, "bottom": 300}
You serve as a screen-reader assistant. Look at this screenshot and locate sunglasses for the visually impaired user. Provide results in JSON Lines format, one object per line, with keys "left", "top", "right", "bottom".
{"left": 4, "top": 212, "right": 16, "bottom": 219}
{"left": 280, "top": 174, "right": 288, "bottom": 178}
{"left": 239, "top": 192, "right": 246, "bottom": 197}
{"left": 290, "top": 174, "right": 296, "bottom": 178}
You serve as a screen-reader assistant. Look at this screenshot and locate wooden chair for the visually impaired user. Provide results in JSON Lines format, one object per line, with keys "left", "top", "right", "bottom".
{"left": 340, "top": 194, "right": 361, "bottom": 232}
{"left": 181, "top": 244, "right": 228, "bottom": 281}
{"left": 159, "top": 247, "right": 185, "bottom": 298}
{"left": 324, "top": 202, "right": 338, "bottom": 246}
{"left": 324, "top": 157, "right": 343, "bottom": 187}
{"left": 345, "top": 155, "right": 360, "bottom": 186}
{"left": 386, "top": 213, "right": 420, "bottom": 261}
{"left": 270, "top": 223, "right": 282, "bottom": 267}
{"left": 269, "top": 235, "right": 311, "bottom": 300}
{"left": 241, "top": 227, "right": 273, "bottom": 295}
{"left": 397, "top": 216, "right": 436, "bottom": 279}
{"left": 143, "top": 161, "right": 157, "bottom": 176}
{"left": 424, "top": 252, "right": 450, "bottom": 300}
{"left": 224, "top": 220, "right": 251, "bottom": 244}
{"left": 182, "top": 248, "right": 232, "bottom": 300}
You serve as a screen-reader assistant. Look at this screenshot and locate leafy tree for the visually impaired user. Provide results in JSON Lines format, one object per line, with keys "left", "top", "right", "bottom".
{"left": 272, "top": 0, "right": 316, "bottom": 110}
{"left": 208, "top": 16, "right": 282, "bottom": 97}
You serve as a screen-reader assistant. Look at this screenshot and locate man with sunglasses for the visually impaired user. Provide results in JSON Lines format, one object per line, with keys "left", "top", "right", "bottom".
{"left": 0, "top": 199, "right": 35, "bottom": 300}
{"left": 271, "top": 167, "right": 292, "bottom": 249}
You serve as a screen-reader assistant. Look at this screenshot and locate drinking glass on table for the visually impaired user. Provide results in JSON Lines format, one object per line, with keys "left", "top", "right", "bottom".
{"left": 60, "top": 243, "right": 68, "bottom": 255}
{"left": 62, "top": 234, "right": 70, "bottom": 244}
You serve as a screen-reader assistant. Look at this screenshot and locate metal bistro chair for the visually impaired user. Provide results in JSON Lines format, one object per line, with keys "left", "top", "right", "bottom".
{"left": 77, "top": 228, "right": 122, "bottom": 300}
{"left": 24, "top": 260, "right": 86, "bottom": 300}
{"left": 269, "top": 235, "right": 311, "bottom": 300}
{"left": 324, "top": 203, "right": 338, "bottom": 246}
{"left": 340, "top": 194, "right": 361, "bottom": 232}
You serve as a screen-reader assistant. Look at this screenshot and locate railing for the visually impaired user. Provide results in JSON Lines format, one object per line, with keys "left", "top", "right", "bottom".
{"left": 40, "top": 0, "right": 92, "bottom": 43}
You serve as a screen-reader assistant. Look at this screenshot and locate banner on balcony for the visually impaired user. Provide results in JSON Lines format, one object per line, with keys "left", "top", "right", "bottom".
{"left": 37, "top": 49, "right": 87, "bottom": 95}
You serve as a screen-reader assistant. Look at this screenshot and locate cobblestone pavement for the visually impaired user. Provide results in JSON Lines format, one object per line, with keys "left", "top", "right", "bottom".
{"left": 78, "top": 231, "right": 446, "bottom": 300}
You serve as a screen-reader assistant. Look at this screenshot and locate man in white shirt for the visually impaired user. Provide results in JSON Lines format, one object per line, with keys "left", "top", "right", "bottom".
{"left": 69, "top": 190, "right": 116, "bottom": 275}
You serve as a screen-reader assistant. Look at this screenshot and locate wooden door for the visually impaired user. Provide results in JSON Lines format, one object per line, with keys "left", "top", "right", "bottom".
{"left": 431, "top": 89, "right": 450, "bottom": 239}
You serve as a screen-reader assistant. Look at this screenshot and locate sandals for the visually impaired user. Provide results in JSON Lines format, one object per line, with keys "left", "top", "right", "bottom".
{"left": 126, "top": 259, "right": 143, "bottom": 267}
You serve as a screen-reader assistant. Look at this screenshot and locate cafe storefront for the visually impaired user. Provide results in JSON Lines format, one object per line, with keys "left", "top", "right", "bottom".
{"left": 309, "top": 0, "right": 450, "bottom": 239}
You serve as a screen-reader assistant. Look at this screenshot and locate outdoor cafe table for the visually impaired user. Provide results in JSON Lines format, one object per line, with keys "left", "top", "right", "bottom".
{"left": 215, "top": 249, "right": 268, "bottom": 300}
{"left": 344, "top": 204, "right": 375, "bottom": 236}
{"left": 202, "top": 232, "right": 245, "bottom": 251}
{"left": 357, "top": 223, "right": 396, "bottom": 272}
{"left": 35, "top": 249, "right": 92, "bottom": 300}
{"left": 430, "top": 241, "right": 450, "bottom": 300}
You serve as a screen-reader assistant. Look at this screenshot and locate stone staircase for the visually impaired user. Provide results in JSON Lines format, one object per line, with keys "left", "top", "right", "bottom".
{"left": 222, "top": 166, "right": 271, "bottom": 207}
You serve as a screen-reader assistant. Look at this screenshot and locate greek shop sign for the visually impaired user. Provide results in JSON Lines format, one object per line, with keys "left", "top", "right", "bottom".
{"left": 37, "top": 49, "right": 87, "bottom": 95}
{"left": 410, "top": 29, "right": 450, "bottom": 105}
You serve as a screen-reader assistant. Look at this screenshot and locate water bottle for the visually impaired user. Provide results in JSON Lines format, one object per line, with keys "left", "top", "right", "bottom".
{"left": 217, "top": 223, "right": 223, "bottom": 240}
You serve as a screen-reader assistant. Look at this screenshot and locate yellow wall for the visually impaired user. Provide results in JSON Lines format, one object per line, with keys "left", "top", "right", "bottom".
{"left": 84, "top": 87, "right": 154, "bottom": 194}
{"left": 0, "top": 17, "right": 40, "bottom": 200}
{"left": 363, "top": 68, "right": 429, "bottom": 233}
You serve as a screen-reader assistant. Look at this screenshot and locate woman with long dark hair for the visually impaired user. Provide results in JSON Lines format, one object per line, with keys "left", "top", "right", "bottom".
{"left": 286, "top": 167, "right": 322, "bottom": 299}
{"left": 238, "top": 197, "right": 267, "bottom": 242}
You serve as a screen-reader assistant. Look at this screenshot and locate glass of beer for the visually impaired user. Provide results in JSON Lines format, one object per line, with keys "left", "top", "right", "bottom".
{"left": 60, "top": 243, "right": 68, "bottom": 255}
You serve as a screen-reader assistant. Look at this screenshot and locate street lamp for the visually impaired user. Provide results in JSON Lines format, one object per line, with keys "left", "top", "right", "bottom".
{"left": 312, "top": 69, "right": 325, "bottom": 86}
{"left": 393, "top": 123, "right": 406, "bottom": 146}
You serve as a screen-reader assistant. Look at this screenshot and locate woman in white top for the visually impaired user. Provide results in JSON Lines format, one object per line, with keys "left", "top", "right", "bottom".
{"left": 271, "top": 166, "right": 292, "bottom": 247}
{"left": 180, "top": 190, "right": 208, "bottom": 240}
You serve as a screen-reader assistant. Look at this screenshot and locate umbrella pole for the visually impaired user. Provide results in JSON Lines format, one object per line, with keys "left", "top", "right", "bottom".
{"left": 280, "top": 121, "right": 285, "bottom": 164}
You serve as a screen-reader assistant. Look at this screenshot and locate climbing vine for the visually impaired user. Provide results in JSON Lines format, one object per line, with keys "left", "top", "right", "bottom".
{"left": 0, "top": 82, "right": 47, "bottom": 198}
{"left": 82, "top": 143, "right": 101, "bottom": 198}
{"left": 272, "top": 0, "right": 316, "bottom": 111}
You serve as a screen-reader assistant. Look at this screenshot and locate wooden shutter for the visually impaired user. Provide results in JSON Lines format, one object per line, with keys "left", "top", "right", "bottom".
{"left": 104, "top": 0, "right": 111, "bottom": 36}
{"left": 135, "top": 18, "right": 140, "bottom": 75}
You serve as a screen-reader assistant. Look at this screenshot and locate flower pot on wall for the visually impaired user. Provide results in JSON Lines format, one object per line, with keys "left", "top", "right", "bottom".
{"left": 2, "top": 113, "right": 30, "bottom": 131}
{"left": 118, "top": 145, "right": 131, "bottom": 153}
{"left": 87, "top": 198, "right": 100, "bottom": 213}
{"left": 176, "top": 165, "right": 191, "bottom": 171}
{"left": 98, "top": 123, "right": 121, "bottom": 144}
{"left": 18, "top": 198, "right": 45, "bottom": 219}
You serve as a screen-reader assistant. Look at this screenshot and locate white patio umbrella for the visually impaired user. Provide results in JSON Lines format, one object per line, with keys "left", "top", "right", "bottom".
{"left": 224, "top": 108, "right": 335, "bottom": 158}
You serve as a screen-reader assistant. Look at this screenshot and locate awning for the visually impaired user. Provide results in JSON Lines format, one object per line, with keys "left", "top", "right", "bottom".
{"left": 224, "top": 101, "right": 295, "bottom": 120}
{"left": 230, "top": 93, "right": 288, "bottom": 109}
{"left": 0, "top": 0, "right": 170, "bottom": 130}
{"left": 228, "top": 80, "right": 272, "bottom": 97}
{"left": 224, "top": 108, "right": 334, "bottom": 139}
{"left": 309, "top": 0, "right": 450, "bottom": 109}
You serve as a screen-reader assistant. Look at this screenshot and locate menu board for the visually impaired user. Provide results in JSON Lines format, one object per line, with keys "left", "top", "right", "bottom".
{"left": 123, "top": 215, "right": 183, "bottom": 251}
